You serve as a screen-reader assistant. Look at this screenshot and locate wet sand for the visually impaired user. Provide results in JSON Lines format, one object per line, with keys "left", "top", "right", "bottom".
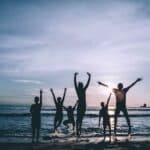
{"left": 1, "top": 141, "right": 150, "bottom": 150}
{"left": 1, "top": 136, "right": 150, "bottom": 150}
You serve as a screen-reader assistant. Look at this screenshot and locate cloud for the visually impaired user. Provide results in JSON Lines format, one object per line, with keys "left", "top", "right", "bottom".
{"left": 12, "top": 79, "right": 42, "bottom": 85}
{"left": 0, "top": 0, "right": 149, "bottom": 105}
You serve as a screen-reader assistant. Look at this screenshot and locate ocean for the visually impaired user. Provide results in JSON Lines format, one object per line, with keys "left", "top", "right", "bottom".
{"left": 0, "top": 105, "right": 150, "bottom": 142}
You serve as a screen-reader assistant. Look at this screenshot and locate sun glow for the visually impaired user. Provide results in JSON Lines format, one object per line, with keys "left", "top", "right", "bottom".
{"left": 99, "top": 82, "right": 116, "bottom": 96}
{"left": 108, "top": 109, "right": 115, "bottom": 129}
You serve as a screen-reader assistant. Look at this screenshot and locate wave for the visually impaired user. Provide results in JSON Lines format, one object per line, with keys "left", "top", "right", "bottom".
{"left": 1, "top": 113, "right": 150, "bottom": 117}
{"left": 2, "top": 133, "right": 150, "bottom": 138}
{"left": 42, "top": 108, "right": 150, "bottom": 111}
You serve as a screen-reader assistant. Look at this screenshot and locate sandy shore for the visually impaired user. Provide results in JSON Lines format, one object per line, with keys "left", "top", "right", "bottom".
{"left": 1, "top": 138, "right": 150, "bottom": 150}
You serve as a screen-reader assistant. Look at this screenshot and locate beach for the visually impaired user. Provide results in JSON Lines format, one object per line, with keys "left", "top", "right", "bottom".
{"left": 1, "top": 133, "right": 150, "bottom": 150}
{"left": 1, "top": 137, "right": 150, "bottom": 150}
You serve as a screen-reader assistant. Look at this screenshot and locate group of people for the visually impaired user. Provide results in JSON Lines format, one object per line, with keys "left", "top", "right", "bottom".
{"left": 30, "top": 72, "right": 142, "bottom": 143}
{"left": 98, "top": 77, "right": 142, "bottom": 141}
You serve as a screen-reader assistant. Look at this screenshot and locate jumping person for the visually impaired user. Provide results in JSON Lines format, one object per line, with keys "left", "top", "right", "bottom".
{"left": 74, "top": 72, "right": 91, "bottom": 136}
{"left": 98, "top": 93, "right": 112, "bottom": 142}
{"left": 30, "top": 89, "right": 43, "bottom": 143}
{"left": 97, "top": 78, "right": 142, "bottom": 139}
{"left": 63, "top": 101, "right": 78, "bottom": 130}
{"left": 50, "top": 88, "right": 67, "bottom": 132}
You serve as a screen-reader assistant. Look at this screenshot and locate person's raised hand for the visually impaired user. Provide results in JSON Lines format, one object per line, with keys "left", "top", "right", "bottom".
{"left": 137, "top": 78, "right": 142, "bottom": 82}
{"left": 87, "top": 72, "right": 91, "bottom": 76}
{"left": 74, "top": 72, "right": 78, "bottom": 76}
{"left": 97, "top": 81, "right": 102, "bottom": 85}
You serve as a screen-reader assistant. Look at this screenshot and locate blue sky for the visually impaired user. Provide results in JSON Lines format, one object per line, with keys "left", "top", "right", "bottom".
{"left": 0, "top": 0, "right": 150, "bottom": 106}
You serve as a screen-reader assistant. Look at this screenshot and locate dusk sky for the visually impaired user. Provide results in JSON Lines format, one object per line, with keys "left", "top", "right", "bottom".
{"left": 0, "top": 0, "right": 150, "bottom": 107}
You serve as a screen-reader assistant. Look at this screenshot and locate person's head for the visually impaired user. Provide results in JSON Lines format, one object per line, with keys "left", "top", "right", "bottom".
{"left": 57, "top": 97, "right": 62, "bottom": 103}
{"left": 34, "top": 96, "right": 39, "bottom": 104}
{"left": 101, "top": 102, "right": 105, "bottom": 107}
{"left": 117, "top": 83, "right": 123, "bottom": 89}
{"left": 78, "top": 82, "right": 84, "bottom": 89}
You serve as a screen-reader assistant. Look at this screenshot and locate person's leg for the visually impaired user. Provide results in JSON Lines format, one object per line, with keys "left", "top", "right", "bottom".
{"left": 79, "top": 115, "right": 84, "bottom": 135}
{"left": 36, "top": 119, "right": 41, "bottom": 142}
{"left": 54, "top": 115, "right": 58, "bottom": 132}
{"left": 114, "top": 109, "right": 120, "bottom": 136}
{"left": 36, "top": 128, "right": 40, "bottom": 142}
{"left": 76, "top": 120, "right": 79, "bottom": 136}
{"left": 103, "top": 124, "right": 106, "bottom": 141}
{"left": 72, "top": 120, "right": 75, "bottom": 131}
{"left": 63, "top": 120, "right": 69, "bottom": 128}
{"left": 32, "top": 127, "right": 35, "bottom": 142}
{"left": 79, "top": 122, "right": 82, "bottom": 135}
{"left": 55, "top": 115, "right": 63, "bottom": 129}
{"left": 76, "top": 118, "right": 82, "bottom": 136}
{"left": 77, "top": 118, "right": 82, "bottom": 136}
{"left": 123, "top": 108, "right": 131, "bottom": 135}
{"left": 108, "top": 121, "right": 111, "bottom": 142}
{"left": 76, "top": 113, "right": 80, "bottom": 136}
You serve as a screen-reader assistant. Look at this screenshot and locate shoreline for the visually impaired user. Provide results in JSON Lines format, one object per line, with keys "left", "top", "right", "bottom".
{"left": 1, "top": 136, "right": 150, "bottom": 150}
{"left": 1, "top": 134, "right": 150, "bottom": 142}
{"left": 1, "top": 140, "right": 150, "bottom": 150}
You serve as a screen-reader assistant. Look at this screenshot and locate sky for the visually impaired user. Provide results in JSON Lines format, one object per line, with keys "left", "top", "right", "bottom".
{"left": 0, "top": 0, "right": 150, "bottom": 107}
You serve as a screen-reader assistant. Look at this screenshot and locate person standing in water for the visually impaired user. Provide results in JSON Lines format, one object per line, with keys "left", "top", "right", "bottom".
{"left": 98, "top": 93, "right": 112, "bottom": 142}
{"left": 97, "top": 78, "right": 142, "bottom": 139}
{"left": 74, "top": 72, "right": 91, "bottom": 136}
{"left": 30, "top": 89, "right": 43, "bottom": 143}
{"left": 63, "top": 101, "right": 78, "bottom": 130}
{"left": 50, "top": 88, "right": 67, "bottom": 132}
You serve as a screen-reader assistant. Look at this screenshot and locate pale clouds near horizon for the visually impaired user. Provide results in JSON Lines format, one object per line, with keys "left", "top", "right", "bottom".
{"left": 0, "top": 0, "right": 150, "bottom": 106}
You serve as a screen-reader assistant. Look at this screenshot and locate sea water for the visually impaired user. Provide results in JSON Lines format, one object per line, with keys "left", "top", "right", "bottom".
{"left": 0, "top": 105, "right": 150, "bottom": 142}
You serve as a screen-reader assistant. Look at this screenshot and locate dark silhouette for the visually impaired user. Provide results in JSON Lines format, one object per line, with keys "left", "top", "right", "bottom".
{"left": 98, "top": 93, "right": 112, "bottom": 142}
{"left": 97, "top": 78, "right": 142, "bottom": 139}
{"left": 140, "top": 103, "right": 147, "bottom": 108}
{"left": 63, "top": 101, "right": 78, "bottom": 130}
{"left": 50, "top": 88, "right": 67, "bottom": 132}
{"left": 74, "top": 72, "right": 91, "bottom": 136}
{"left": 30, "top": 89, "right": 43, "bottom": 143}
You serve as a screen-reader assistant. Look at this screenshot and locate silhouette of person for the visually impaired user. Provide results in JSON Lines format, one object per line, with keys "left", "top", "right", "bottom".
{"left": 98, "top": 93, "right": 112, "bottom": 142}
{"left": 63, "top": 101, "right": 78, "bottom": 130}
{"left": 50, "top": 88, "right": 67, "bottom": 132}
{"left": 97, "top": 78, "right": 142, "bottom": 139}
{"left": 74, "top": 72, "right": 91, "bottom": 136}
{"left": 30, "top": 89, "right": 43, "bottom": 143}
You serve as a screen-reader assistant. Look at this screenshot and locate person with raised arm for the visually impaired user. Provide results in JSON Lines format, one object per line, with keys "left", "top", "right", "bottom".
{"left": 63, "top": 100, "right": 78, "bottom": 130}
{"left": 50, "top": 88, "right": 67, "bottom": 132}
{"left": 30, "top": 89, "right": 43, "bottom": 143}
{"left": 97, "top": 78, "right": 142, "bottom": 140}
{"left": 74, "top": 72, "right": 91, "bottom": 136}
{"left": 98, "top": 93, "right": 112, "bottom": 142}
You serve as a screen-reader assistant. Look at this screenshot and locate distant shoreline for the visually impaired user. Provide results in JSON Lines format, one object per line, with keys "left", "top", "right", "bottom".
{"left": 0, "top": 104, "right": 150, "bottom": 109}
